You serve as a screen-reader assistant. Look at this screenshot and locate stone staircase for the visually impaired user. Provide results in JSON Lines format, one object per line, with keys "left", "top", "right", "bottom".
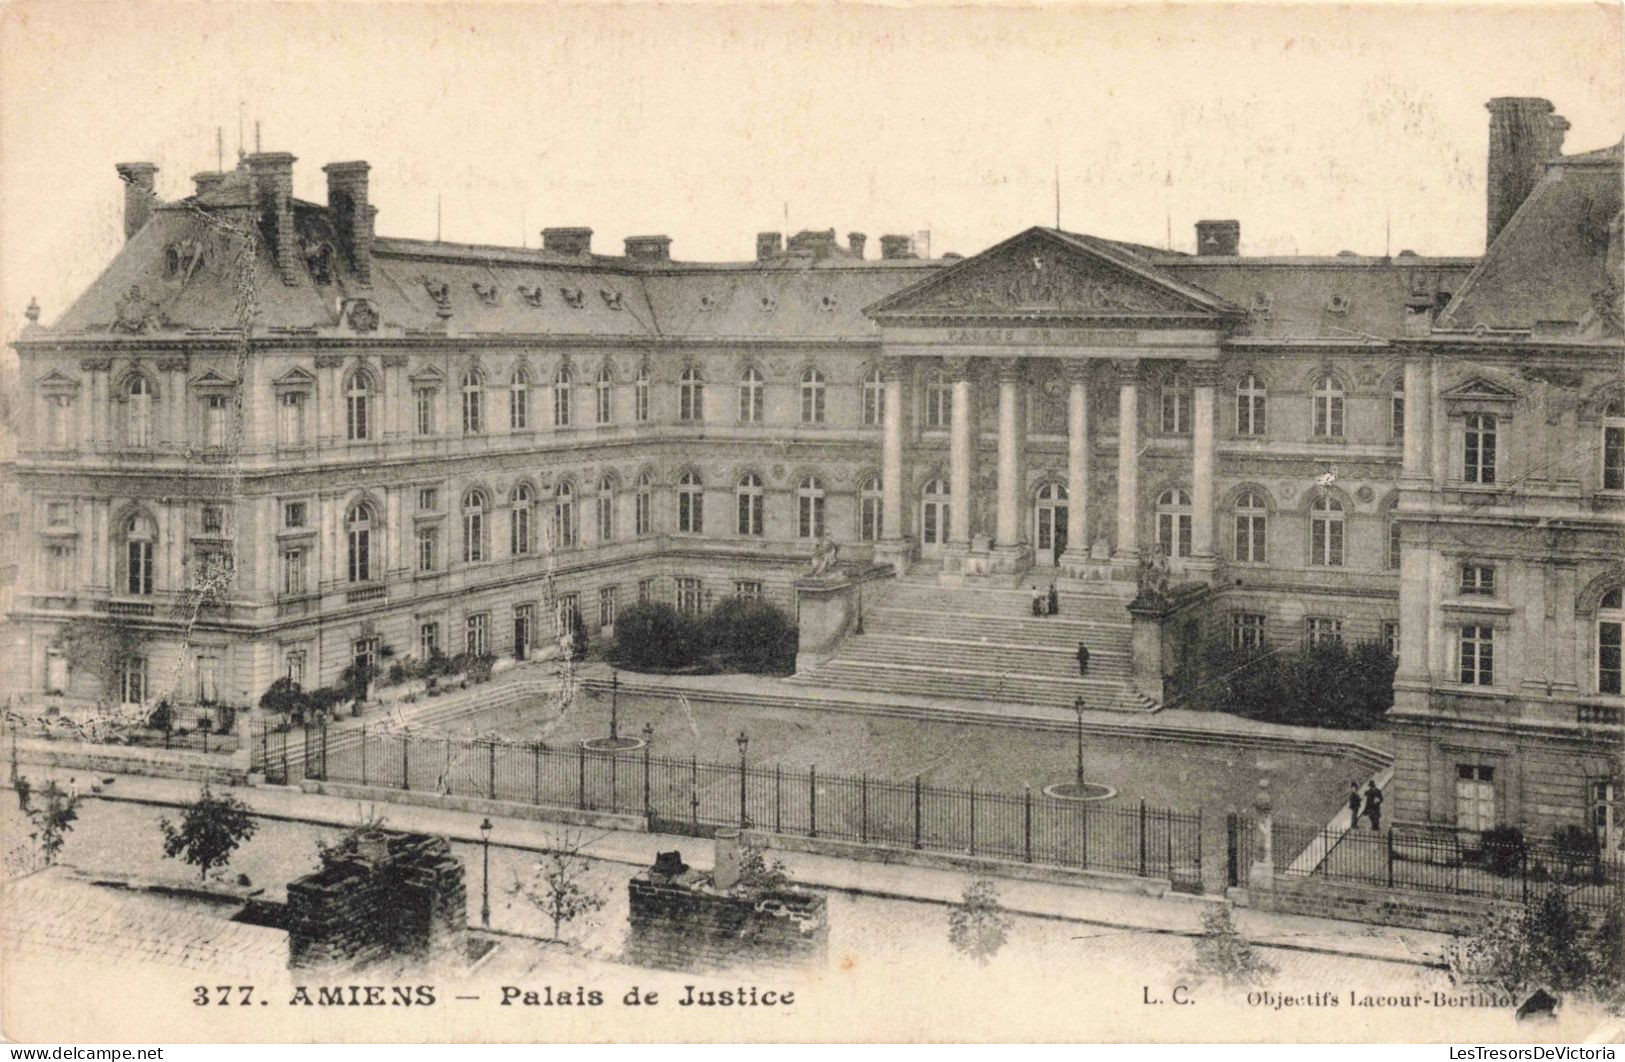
{"left": 789, "top": 574, "right": 1158, "bottom": 713}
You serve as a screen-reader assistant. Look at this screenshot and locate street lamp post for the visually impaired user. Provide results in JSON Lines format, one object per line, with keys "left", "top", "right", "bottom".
{"left": 478, "top": 817, "right": 493, "bottom": 928}
{"left": 737, "top": 731, "right": 750, "bottom": 827}
{"left": 1072, "top": 695, "right": 1086, "bottom": 790}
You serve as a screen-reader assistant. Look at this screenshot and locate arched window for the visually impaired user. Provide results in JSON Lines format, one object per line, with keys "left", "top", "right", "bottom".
{"left": 553, "top": 366, "right": 573, "bottom": 427}
{"left": 510, "top": 484, "right": 533, "bottom": 555}
{"left": 736, "top": 473, "right": 764, "bottom": 536}
{"left": 1236, "top": 373, "right": 1266, "bottom": 437}
{"left": 123, "top": 513, "right": 156, "bottom": 595}
{"left": 800, "top": 369, "right": 826, "bottom": 424}
{"left": 125, "top": 376, "right": 153, "bottom": 447}
{"left": 1309, "top": 493, "right": 1344, "bottom": 566}
{"left": 1312, "top": 374, "right": 1344, "bottom": 438}
{"left": 1160, "top": 372, "right": 1190, "bottom": 434}
{"left": 1156, "top": 488, "right": 1192, "bottom": 558}
{"left": 634, "top": 366, "right": 650, "bottom": 423}
{"left": 596, "top": 475, "right": 615, "bottom": 541}
{"left": 679, "top": 366, "right": 704, "bottom": 423}
{"left": 1391, "top": 377, "right": 1405, "bottom": 441}
{"left": 677, "top": 471, "right": 704, "bottom": 533}
{"left": 595, "top": 367, "right": 614, "bottom": 425}
{"left": 1233, "top": 489, "right": 1267, "bottom": 563}
{"left": 738, "top": 368, "right": 764, "bottom": 423}
{"left": 924, "top": 371, "right": 951, "bottom": 428}
{"left": 346, "top": 502, "right": 375, "bottom": 582}
{"left": 461, "top": 490, "right": 488, "bottom": 562}
{"left": 920, "top": 478, "right": 950, "bottom": 545}
{"left": 1599, "top": 587, "right": 1623, "bottom": 695}
{"left": 346, "top": 370, "right": 373, "bottom": 441}
{"left": 862, "top": 368, "right": 885, "bottom": 427}
{"left": 461, "top": 368, "right": 484, "bottom": 434}
{"left": 860, "top": 475, "right": 883, "bottom": 541}
{"left": 635, "top": 470, "right": 653, "bottom": 536}
{"left": 552, "top": 480, "right": 577, "bottom": 548}
{"left": 509, "top": 367, "right": 531, "bottom": 431}
{"left": 797, "top": 476, "right": 826, "bottom": 539}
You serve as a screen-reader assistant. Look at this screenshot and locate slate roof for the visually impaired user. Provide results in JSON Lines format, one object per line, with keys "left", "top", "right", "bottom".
{"left": 1441, "top": 142, "right": 1624, "bottom": 334}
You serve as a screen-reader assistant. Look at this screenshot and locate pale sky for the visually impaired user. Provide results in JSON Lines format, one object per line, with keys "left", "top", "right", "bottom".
{"left": 2, "top": 1, "right": 1622, "bottom": 346}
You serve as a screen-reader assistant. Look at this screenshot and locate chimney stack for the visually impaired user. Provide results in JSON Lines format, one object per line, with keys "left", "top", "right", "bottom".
{"left": 542, "top": 227, "right": 593, "bottom": 256}
{"left": 1486, "top": 97, "right": 1566, "bottom": 249}
{"left": 1195, "top": 219, "right": 1241, "bottom": 256}
{"left": 756, "top": 232, "right": 783, "bottom": 260}
{"left": 879, "top": 234, "right": 916, "bottom": 260}
{"left": 712, "top": 829, "right": 742, "bottom": 891}
{"left": 191, "top": 171, "right": 225, "bottom": 198}
{"left": 114, "top": 162, "right": 158, "bottom": 241}
{"left": 245, "top": 152, "right": 300, "bottom": 285}
{"left": 847, "top": 232, "right": 867, "bottom": 258}
{"left": 623, "top": 234, "right": 672, "bottom": 262}
{"left": 323, "top": 161, "right": 375, "bottom": 285}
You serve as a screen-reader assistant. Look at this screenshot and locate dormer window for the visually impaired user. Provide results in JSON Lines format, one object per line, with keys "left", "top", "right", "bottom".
{"left": 1327, "top": 293, "right": 1350, "bottom": 315}
{"left": 201, "top": 505, "right": 224, "bottom": 535}
{"left": 818, "top": 294, "right": 838, "bottom": 312}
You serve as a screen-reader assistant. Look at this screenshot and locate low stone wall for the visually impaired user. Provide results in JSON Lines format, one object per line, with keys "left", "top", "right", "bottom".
{"left": 624, "top": 863, "right": 828, "bottom": 972}
{"left": 286, "top": 830, "right": 467, "bottom": 969}
{"left": 299, "top": 779, "right": 648, "bottom": 833}
{"left": 1249, "top": 873, "right": 1518, "bottom": 934}
{"left": 13, "top": 736, "right": 248, "bottom": 786}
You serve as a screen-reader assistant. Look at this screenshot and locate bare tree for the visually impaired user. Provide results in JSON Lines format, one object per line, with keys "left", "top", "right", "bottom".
{"left": 510, "top": 830, "right": 607, "bottom": 942}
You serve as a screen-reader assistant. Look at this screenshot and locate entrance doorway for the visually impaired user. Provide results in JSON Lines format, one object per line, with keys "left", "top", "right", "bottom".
{"left": 1034, "top": 483, "right": 1069, "bottom": 566}
{"left": 514, "top": 604, "right": 533, "bottom": 660}
{"left": 920, "top": 479, "right": 950, "bottom": 557}
{"left": 1455, "top": 764, "right": 1496, "bottom": 833}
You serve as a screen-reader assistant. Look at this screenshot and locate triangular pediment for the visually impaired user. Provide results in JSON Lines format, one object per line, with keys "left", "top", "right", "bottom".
{"left": 273, "top": 367, "right": 316, "bottom": 387}
{"left": 190, "top": 370, "right": 235, "bottom": 388}
{"left": 866, "top": 227, "right": 1240, "bottom": 321}
{"left": 409, "top": 363, "right": 446, "bottom": 384}
{"left": 36, "top": 370, "right": 80, "bottom": 390}
{"left": 1442, "top": 375, "right": 1520, "bottom": 400}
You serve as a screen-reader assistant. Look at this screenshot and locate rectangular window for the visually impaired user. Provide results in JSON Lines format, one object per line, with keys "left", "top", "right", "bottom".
{"left": 597, "top": 492, "right": 614, "bottom": 542}
{"left": 1459, "top": 624, "right": 1495, "bottom": 685}
{"left": 1384, "top": 621, "right": 1400, "bottom": 657}
{"left": 635, "top": 374, "right": 650, "bottom": 423}
{"left": 418, "top": 622, "right": 441, "bottom": 660}
{"left": 120, "top": 657, "right": 147, "bottom": 704}
{"left": 734, "top": 580, "right": 763, "bottom": 601}
{"left": 675, "top": 577, "right": 703, "bottom": 616}
{"left": 280, "top": 549, "right": 305, "bottom": 596}
{"left": 599, "top": 586, "right": 618, "bottom": 628}
{"left": 1230, "top": 612, "right": 1266, "bottom": 650}
{"left": 283, "top": 501, "right": 307, "bottom": 529}
{"left": 1456, "top": 765, "right": 1496, "bottom": 832}
{"left": 353, "top": 637, "right": 379, "bottom": 676}
{"left": 196, "top": 654, "right": 220, "bottom": 704}
{"left": 279, "top": 391, "right": 307, "bottom": 445}
{"left": 556, "top": 594, "right": 580, "bottom": 639}
{"left": 1460, "top": 564, "right": 1496, "bottom": 597}
{"left": 204, "top": 394, "right": 228, "bottom": 447}
{"left": 1387, "top": 518, "right": 1401, "bottom": 571}
{"left": 1233, "top": 511, "right": 1266, "bottom": 564}
{"left": 638, "top": 578, "right": 654, "bottom": 605}
{"left": 1392, "top": 392, "right": 1405, "bottom": 441}
{"left": 1160, "top": 389, "right": 1189, "bottom": 434}
{"left": 415, "top": 389, "right": 436, "bottom": 436}
{"left": 1306, "top": 617, "right": 1343, "bottom": 647}
{"left": 284, "top": 649, "right": 306, "bottom": 687}
{"left": 1605, "top": 424, "right": 1624, "bottom": 491}
{"left": 201, "top": 505, "right": 223, "bottom": 535}
{"left": 636, "top": 489, "right": 652, "bottom": 537}
{"left": 417, "top": 527, "right": 438, "bottom": 573}
{"left": 1602, "top": 618, "right": 1623, "bottom": 695}
{"left": 128, "top": 540, "right": 153, "bottom": 595}
{"left": 465, "top": 613, "right": 489, "bottom": 657}
{"left": 596, "top": 379, "right": 613, "bottom": 425}
{"left": 45, "top": 545, "right": 74, "bottom": 591}
{"left": 1465, "top": 413, "right": 1497, "bottom": 484}
{"left": 417, "top": 487, "right": 438, "bottom": 512}
{"left": 45, "top": 501, "right": 70, "bottom": 527}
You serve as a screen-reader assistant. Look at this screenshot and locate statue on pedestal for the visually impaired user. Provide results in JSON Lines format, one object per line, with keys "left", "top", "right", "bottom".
{"left": 807, "top": 535, "right": 841, "bottom": 578}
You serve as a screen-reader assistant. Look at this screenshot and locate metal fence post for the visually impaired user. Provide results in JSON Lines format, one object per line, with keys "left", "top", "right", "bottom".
{"left": 642, "top": 743, "right": 651, "bottom": 817}
{"left": 401, "top": 734, "right": 410, "bottom": 791}
{"left": 488, "top": 740, "right": 497, "bottom": 800}
{"left": 1520, "top": 845, "right": 1528, "bottom": 905}
{"left": 860, "top": 773, "right": 869, "bottom": 843}
{"left": 1081, "top": 801, "right": 1090, "bottom": 870}
{"left": 809, "top": 765, "right": 818, "bottom": 838}
{"left": 690, "top": 756, "right": 699, "bottom": 830}
{"left": 739, "top": 756, "right": 747, "bottom": 829}
{"left": 1165, "top": 808, "right": 1173, "bottom": 877}
{"left": 969, "top": 783, "right": 977, "bottom": 857}
{"left": 578, "top": 745, "right": 587, "bottom": 810}
{"left": 913, "top": 774, "right": 923, "bottom": 850}
{"left": 1196, "top": 808, "right": 1203, "bottom": 880}
{"left": 1138, "top": 798, "right": 1147, "bottom": 877}
{"left": 360, "top": 724, "right": 367, "bottom": 784}
{"left": 533, "top": 742, "right": 542, "bottom": 806}
{"left": 774, "top": 765, "right": 782, "bottom": 834}
{"left": 320, "top": 724, "right": 328, "bottom": 780}
{"left": 1387, "top": 829, "right": 1396, "bottom": 888}
{"left": 1024, "top": 786, "right": 1033, "bottom": 863}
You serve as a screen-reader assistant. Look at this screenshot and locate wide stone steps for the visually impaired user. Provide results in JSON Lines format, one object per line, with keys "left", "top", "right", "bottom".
{"left": 834, "top": 635, "right": 1133, "bottom": 679}
{"left": 793, "top": 659, "right": 1154, "bottom": 713}
{"left": 865, "top": 607, "right": 1130, "bottom": 647}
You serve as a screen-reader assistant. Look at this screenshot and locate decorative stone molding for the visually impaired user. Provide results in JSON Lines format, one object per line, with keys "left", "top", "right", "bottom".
{"left": 155, "top": 357, "right": 188, "bottom": 373}
{"left": 77, "top": 358, "right": 112, "bottom": 373}
{"left": 314, "top": 354, "right": 345, "bottom": 370}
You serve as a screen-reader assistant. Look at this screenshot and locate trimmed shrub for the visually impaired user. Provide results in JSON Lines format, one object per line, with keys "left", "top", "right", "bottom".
{"left": 1183, "top": 635, "right": 1395, "bottom": 730}
{"left": 611, "top": 603, "right": 702, "bottom": 671}
{"left": 1480, "top": 825, "right": 1527, "bottom": 877}
{"left": 701, "top": 598, "right": 798, "bottom": 674}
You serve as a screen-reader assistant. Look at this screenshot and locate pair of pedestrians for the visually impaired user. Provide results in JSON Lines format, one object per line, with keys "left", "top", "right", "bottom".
{"left": 1029, "top": 583, "right": 1060, "bottom": 616}
{"left": 1346, "top": 781, "right": 1384, "bottom": 830}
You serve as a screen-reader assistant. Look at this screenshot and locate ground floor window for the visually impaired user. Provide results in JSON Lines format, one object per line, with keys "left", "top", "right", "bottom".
{"left": 353, "top": 637, "right": 379, "bottom": 677}
{"left": 1305, "top": 617, "right": 1343, "bottom": 647}
{"left": 675, "top": 577, "right": 703, "bottom": 616}
{"left": 734, "top": 580, "right": 763, "bottom": 601}
{"left": 1230, "top": 612, "right": 1266, "bottom": 650}
{"left": 1456, "top": 764, "right": 1496, "bottom": 832}
{"left": 120, "top": 658, "right": 147, "bottom": 705}
{"left": 418, "top": 622, "right": 440, "bottom": 660}
{"left": 638, "top": 578, "right": 654, "bottom": 605}
{"left": 514, "top": 604, "right": 534, "bottom": 659}
{"left": 556, "top": 594, "right": 581, "bottom": 638}
{"left": 599, "top": 586, "right": 618, "bottom": 628}
{"left": 1383, "top": 621, "right": 1400, "bottom": 657}
{"left": 1459, "top": 624, "right": 1494, "bottom": 686}
{"left": 195, "top": 653, "right": 220, "bottom": 704}
{"left": 284, "top": 648, "right": 306, "bottom": 687}
{"left": 465, "top": 614, "right": 489, "bottom": 657}
{"left": 1592, "top": 779, "right": 1619, "bottom": 853}
{"left": 45, "top": 649, "right": 67, "bottom": 693}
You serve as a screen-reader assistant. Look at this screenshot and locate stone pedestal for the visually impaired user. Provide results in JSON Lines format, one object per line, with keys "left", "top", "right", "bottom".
{"left": 989, "top": 544, "right": 1034, "bottom": 574}
{"left": 872, "top": 537, "right": 914, "bottom": 574}
{"left": 793, "top": 565, "right": 890, "bottom": 673}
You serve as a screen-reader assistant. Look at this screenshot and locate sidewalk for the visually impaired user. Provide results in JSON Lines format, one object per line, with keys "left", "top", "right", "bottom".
{"left": 20, "top": 764, "right": 1449, "bottom": 972}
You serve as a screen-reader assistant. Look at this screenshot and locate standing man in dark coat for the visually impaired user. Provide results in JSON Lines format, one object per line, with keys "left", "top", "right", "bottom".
{"left": 1076, "top": 641, "right": 1090, "bottom": 676}
{"left": 1047, "top": 582, "right": 1060, "bottom": 616}
{"left": 1346, "top": 782, "right": 1362, "bottom": 825}
{"left": 1362, "top": 781, "right": 1384, "bottom": 831}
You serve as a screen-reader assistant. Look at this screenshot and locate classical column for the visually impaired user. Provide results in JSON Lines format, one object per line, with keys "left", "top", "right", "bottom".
{"left": 1402, "top": 353, "right": 1431, "bottom": 480}
{"left": 947, "top": 357, "right": 974, "bottom": 549}
{"left": 1190, "top": 363, "right": 1217, "bottom": 572}
{"left": 316, "top": 355, "right": 343, "bottom": 445}
{"left": 1061, "top": 360, "right": 1092, "bottom": 571}
{"left": 159, "top": 358, "right": 187, "bottom": 449}
{"left": 994, "top": 359, "right": 1023, "bottom": 549}
{"left": 1114, "top": 359, "right": 1141, "bottom": 561}
{"left": 878, "top": 358, "right": 908, "bottom": 558}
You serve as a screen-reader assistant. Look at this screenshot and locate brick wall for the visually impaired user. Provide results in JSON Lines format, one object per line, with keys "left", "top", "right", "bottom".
{"left": 624, "top": 867, "right": 828, "bottom": 972}
{"left": 1250, "top": 872, "right": 1518, "bottom": 935}
{"left": 285, "top": 829, "right": 466, "bottom": 969}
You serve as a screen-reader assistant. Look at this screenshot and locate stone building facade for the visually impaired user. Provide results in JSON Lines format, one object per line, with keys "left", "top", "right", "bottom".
{"left": 7, "top": 96, "right": 1621, "bottom": 842}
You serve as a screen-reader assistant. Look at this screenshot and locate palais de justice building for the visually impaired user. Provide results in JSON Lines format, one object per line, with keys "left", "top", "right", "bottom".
{"left": 7, "top": 96, "right": 1622, "bottom": 841}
